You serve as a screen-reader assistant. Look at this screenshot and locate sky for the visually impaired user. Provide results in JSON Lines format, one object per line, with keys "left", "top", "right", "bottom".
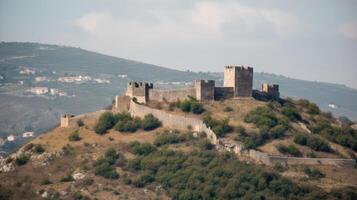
{"left": 1, "top": 0, "right": 357, "bottom": 88}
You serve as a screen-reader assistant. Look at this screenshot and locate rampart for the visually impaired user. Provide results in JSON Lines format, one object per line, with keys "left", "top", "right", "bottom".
{"left": 129, "top": 101, "right": 217, "bottom": 144}
{"left": 148, "top": 88, "right": 196, "bottom": 102}
{"left": 117, "top": 98, "right": 356, "bottom": 168}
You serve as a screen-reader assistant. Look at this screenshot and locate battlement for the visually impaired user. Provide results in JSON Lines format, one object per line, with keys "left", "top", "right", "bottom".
{"left": 224, "top": 65, "right": 253, "bottom": 71}
{"left": 127, "top": 81, "right": 153, "bottom": 89}
{"left": 126, "top": 81, "right": 153, "bottom": 103}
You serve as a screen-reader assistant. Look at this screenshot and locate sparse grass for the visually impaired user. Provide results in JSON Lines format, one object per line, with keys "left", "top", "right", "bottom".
{"left": 304, "top": 167, "right": 325, "bottom": 179}
{"left": 277, "top": 144, "right": 302, "bottom": 157}
{"left": 60, "top": 174, "right": 74, "bottom": 182}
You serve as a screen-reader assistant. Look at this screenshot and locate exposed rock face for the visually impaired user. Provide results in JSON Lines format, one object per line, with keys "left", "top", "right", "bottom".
{"left": 0, "top": 159, "right": 15, "bottom": 172}
{"left": 73, "top": 172, "right": 86, "bottom": 180}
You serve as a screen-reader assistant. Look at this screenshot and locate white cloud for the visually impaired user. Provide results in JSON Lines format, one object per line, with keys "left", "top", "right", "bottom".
{"left": 338, "top": 21, "right": 357, "bottom": 40}
{"left": 73, "top": 12, "right": 111, "bottom": 34}
{"left": 190, "top": 2, "right": 301, "bottom": 37}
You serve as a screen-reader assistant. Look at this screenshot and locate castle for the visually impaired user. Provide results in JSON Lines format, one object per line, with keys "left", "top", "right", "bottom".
{"left": 120, "top": 65, "right": 279, "bottom": 104}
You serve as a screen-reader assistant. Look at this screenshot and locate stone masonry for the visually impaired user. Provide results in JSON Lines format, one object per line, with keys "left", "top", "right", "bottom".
{"left": 121, "top": 66, "right": 278, "bottom": 106}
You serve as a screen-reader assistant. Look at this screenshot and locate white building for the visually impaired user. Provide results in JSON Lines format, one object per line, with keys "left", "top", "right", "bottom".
{"left": 7, "top": 134, "right": 16, "bottom": 142}
{"left": 22, "top": 132, "right": 34, "bottom": 138}
{"left": 35, "top": 76, "right": 48, "bottom": 82}
{"left": 27, "top": 87, "right": 49, "bottom": 95}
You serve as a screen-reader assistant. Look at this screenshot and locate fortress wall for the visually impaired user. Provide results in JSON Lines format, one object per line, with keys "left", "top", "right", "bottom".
{"left": 148, "top": 88, "right": 196, "bottom": 102}
{"left": 66, "top": 110, "right": 107, "bottom": 127}
{"left": 126, "top": 100, "right": 355, "bottom": 168}
{"left": 129, "top": 101, "right": 217, "bottom": 144}
{"left": 214, "top": 87, "right": 234, "bottom": 100}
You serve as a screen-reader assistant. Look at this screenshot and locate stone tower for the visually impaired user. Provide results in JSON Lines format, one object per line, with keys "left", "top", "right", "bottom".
{"left": 125, "top": 82, "right": 153, "bottom": 103}
{"left": 261, "top": 83, "right": 280, "bottom": 98}
{"left": 224, "top": 66, "right": 253, "bottom": 97}
{"left": 195, "top": 80, "right": 215, "bottom": 101}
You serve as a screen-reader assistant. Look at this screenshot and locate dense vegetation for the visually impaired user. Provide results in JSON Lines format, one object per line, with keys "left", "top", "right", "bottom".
{"left": 307, "top": 118, "right": 357, "bottom": 151}
{"left": 203, "top": 115, "right": 233, "bottom": 137}
{"left": 94, "top": 112, "right": 161, "bottom": 134}
{"left": 125, "top": 145, "right": 356, "bottom": 200}
{"left": 94, "top": 112, "right": 116, "bottom": 135}
{"left": 293, "top": 133, "right": 332, "bottom": 152}
{"left": 242, "top": 106, "right": 289, "bottom": 148}
{"left": 173, "top": 97, "right": 205, "bottom": 114}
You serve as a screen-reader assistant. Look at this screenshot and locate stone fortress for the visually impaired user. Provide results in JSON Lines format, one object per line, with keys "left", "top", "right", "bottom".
{"left": 61, "top": 65, "right": 355, "bottom": 168}
{"left": 121, "top": 66, "right": 279, "bottom": 104}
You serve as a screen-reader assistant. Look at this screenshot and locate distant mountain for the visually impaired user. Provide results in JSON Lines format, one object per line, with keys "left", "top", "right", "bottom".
{"left": 0, "top": 42, "right": 356, "bottom": 153}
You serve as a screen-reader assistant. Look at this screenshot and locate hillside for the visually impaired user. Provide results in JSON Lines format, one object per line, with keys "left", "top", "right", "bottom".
{"left": 0, "top": 98, "right": 356, "bottom": 200}
{"left": 1, "top": 42, "right": 357, "bottom": 155}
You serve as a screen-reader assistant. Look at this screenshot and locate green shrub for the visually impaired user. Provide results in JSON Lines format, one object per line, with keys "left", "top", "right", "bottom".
{"left": 307, "top": 103, "right": 320, "bottom": 115}
{"left": 191, "top": 102, "right": 204, "bottom": 114}
{"left": 15, "top": 155, "right": 30, "bottom": 166}
{"left": 132, "top": 172, "right": 155, "bottom": 187}
{"left": 154, "top": 134, "right": 185, "bottom": 147}
{"left": 130, "top": 142, "right": 157, "bottom": 155}
{"left": 203, "top": 115, "right": 232, "bottom": 137}
{"left": 93, "top": 148, "right": 120, "bottom": 179}
{"left": 281, "top": 105, "right": 301, "bottom": 121}
{"left": 243, "top": 107, "right": 290, "bottom": 147}
{"left": 293, "top": 134, "right": 307, "bottom": 145}
{"left": 180, "top": 101, "right": 191, "bottom": 112}
{"left": 277, "top": 144, "right": 302, "bottom": 157}
{"left": 94, "top": 162, "right": 119, "bottom": 179}
{"left": 94, "top": 112, "right": 115, "bottom": 135}
{"left": 142, "top": 114, "right": 161, "bottom": 131}
{"left": 68, "top": 130, "right": 81, "bottom": 141}
{"left": 175, "top": 97, "right": 205, "bottom": 114}
{"left": 244, "top": 107, "right": 278, "bottom": 128}
{"left": 294, "top": 134, "right": 331, "bottom": 152}
{"left": 115, "top": 118, "right": 142, "bottom": 132}
{"left": 304, "top": 167, "right": 325, "bottom": 179}
{"left": 114, "top": 112, "right": 132, "bottom": 123}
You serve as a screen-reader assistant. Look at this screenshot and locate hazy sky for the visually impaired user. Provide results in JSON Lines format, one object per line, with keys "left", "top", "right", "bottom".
{"left": 1, "top": 0, "right": 357, "bottom": 88}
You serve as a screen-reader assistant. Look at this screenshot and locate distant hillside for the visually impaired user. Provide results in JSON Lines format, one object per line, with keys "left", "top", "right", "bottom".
{"left": 0, "top": 42, "right": 356, "bottom": 153}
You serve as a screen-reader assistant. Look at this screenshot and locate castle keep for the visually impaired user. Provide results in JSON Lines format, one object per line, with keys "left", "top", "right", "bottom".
{"left": 120, "top": 65, "right": 279, "bottom": 104}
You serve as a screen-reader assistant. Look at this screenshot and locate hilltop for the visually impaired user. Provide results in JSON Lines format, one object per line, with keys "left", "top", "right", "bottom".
{"left": 0, "top": 95, "right": 356, "bottom": 199}
{"left": 1, "top": 42, "right": 357, "bottom": 156}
